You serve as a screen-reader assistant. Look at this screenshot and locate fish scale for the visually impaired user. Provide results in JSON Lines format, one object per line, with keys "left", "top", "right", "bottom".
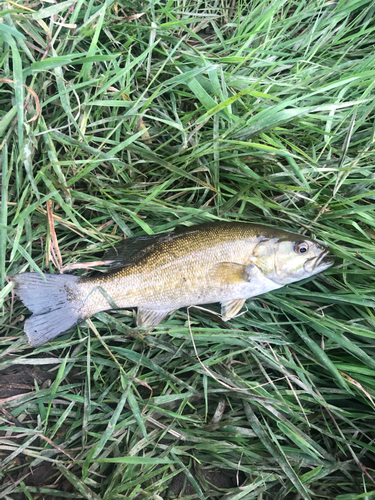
{"left": 78, "top": 223, "right": 262, "bottom": 315}
{"left": 12, "top": 222, "right": 334, "bottom": 347}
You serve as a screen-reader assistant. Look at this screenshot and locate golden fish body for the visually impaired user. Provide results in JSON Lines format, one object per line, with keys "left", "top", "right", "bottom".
{"left": 79, "top": 223, "right": 281, "bottom": 321}
{"left": 12, "top": 222, "right": 333, "bottom": 346}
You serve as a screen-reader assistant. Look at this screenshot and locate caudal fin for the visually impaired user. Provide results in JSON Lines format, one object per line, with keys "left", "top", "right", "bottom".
{"left": 12, "top": 273, "right": 83, "bottom": 347}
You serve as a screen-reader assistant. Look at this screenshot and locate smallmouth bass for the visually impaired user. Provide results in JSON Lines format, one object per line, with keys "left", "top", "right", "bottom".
{"left": 12, "top": 221, "right": 334, "bottom": 347}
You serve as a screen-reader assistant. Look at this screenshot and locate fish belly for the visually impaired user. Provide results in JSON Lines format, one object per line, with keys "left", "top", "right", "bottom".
{"left": 83, "top": 258, "right": 281, "bottom": 314}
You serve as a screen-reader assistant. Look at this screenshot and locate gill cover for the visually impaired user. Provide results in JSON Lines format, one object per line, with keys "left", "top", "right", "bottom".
{"left": 252, "top": 237, "right": 333, "bottom": 285}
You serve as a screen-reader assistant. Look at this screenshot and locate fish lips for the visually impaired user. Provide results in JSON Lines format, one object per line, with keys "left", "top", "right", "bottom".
{"left": 303, "top": 249, "right": 334, "bottom": 274}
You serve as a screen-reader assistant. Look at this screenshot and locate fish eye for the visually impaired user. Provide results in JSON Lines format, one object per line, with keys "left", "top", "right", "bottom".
{"left": 295, "top": 241, "right": 309, "bottom": 254}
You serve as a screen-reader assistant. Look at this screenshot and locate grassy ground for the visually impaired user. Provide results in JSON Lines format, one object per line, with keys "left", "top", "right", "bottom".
{"left": 1, "top": 0, "right": 375, "bottom": 498}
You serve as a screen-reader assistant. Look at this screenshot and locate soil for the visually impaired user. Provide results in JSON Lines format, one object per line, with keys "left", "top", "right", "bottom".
{"left": 0, "top": 366, "right": 72, "bottom": 499}
{"left": 167, "top": 467, "right": 246, "bottom": 498}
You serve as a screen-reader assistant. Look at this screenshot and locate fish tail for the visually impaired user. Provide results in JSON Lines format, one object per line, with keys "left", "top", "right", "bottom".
{"left": 12, "top": 273, "right": 83, "bottom": 347}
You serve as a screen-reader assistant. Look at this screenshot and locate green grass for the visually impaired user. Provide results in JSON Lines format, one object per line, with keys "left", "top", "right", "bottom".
{"left": 1, "top": 0, "right": 375, "bottom": 498}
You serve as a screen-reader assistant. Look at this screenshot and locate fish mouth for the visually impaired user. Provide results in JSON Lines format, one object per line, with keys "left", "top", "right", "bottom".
{"left": 304, "top": 249, "right": 334, "bottom": 273}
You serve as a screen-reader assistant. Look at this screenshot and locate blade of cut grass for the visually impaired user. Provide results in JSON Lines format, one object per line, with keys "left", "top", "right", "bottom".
{"left": 292, "top": 323, "right": 351, "bottom": 392}
{"left": 91, "top": 391, "right": 128, "bottom": 460}
{"left": 3, "top": 31, "right": 23, "bottom": 150}
{"left": 93, "top": 457, "right": 173, "bottom": 464}
{"left": 0, "top": 22, "right": 25, "bottom": 39}
{"left": 244, "top": 402, "right": 311, "bottom": 500}
{"left": 81, "top": 1, "right": 106, "bottom": 82}
{"left": 30, "top": 0, "right": 75, "bottom": 20}
{"left": 31, "top": 53, "right": 116, "bottom": 72}
{"left": 56, "top": 464, "right": 101, "bottom": 500}
{"left": 0, "top": 142, "right": 8, "bottom": 288}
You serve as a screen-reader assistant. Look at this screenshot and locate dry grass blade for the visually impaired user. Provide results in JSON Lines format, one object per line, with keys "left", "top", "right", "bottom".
{"left": 46, "top": 199, "right": 63, "bottom": 270}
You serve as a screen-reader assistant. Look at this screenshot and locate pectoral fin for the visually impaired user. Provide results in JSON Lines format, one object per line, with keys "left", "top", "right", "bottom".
{"left": 217, "top": 263, "right": 259, "bottom": 320}
{"left": 212, "top": 262, "right": 258, "bottom": 284}
{"left": 221, "top": 299, "right": 246, "bottom": 321}
{"left": 137, "top": 308, "right": 174, "bottom": 327}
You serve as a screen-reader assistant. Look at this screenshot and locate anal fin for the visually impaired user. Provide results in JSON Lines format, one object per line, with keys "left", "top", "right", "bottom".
{"left": 221, "top": 299, "right": 246, "bottom": 322}
{"left": 137, "top": 308, "right": 174, "bottom": 327}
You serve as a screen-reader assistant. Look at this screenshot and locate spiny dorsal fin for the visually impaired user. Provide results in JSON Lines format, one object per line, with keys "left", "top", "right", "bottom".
{"left": 103, "top": 226, "right": 199, "bottom": 269}
{"left": 103, "top": 234, "right": 170, "bottom": 268}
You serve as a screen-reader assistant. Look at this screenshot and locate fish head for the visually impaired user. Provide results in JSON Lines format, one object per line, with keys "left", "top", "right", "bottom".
{"left": 252, "top": 236, "right": 334, "bottom": 285}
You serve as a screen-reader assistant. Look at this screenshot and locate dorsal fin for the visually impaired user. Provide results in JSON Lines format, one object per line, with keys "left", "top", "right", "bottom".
{"left": 103, "top": 233, "right": 169, "bottom": 268}
{"left": 102, "top": 225, "right": 200, "bottom": 269}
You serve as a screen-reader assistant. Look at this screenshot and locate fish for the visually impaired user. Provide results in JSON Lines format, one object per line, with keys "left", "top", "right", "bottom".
{"left": 11, "top": 221, "right": 334, "bottom": 347}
